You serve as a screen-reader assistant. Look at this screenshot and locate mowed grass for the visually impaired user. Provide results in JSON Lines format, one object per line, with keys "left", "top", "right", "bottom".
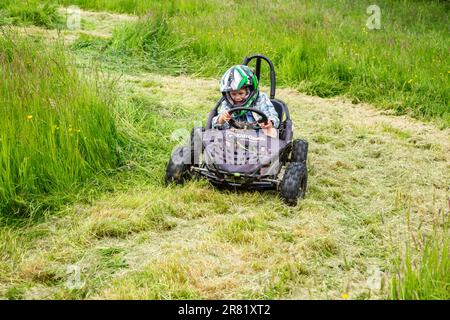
{"left": 0, "top": 4, "right": 448, "bottom": 299}
{"left": 62, "top": 0, "right": 449, "bottom": 126}
{"left": 1, "top": 68, "right": 448, "bottom": 299}
{"left": 0, "top": 32, "right": 120, "bottom": 217}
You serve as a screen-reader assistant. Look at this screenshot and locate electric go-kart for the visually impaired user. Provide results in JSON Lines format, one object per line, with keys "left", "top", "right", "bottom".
{"left": 165, "top": 54, "right": 308, "bottom": 205}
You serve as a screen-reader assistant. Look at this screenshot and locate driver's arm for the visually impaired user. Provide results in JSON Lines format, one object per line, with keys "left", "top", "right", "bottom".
{"left": 259, "top": 94, "right": 280, "bottom": 128}
{"left": 217, "top": 111, "right": 231, "bottom": 124}
{"left": 212, "top": 102, "right": 232, "bottom": 129}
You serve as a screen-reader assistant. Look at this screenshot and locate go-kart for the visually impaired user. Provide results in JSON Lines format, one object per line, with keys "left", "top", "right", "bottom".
{"left": 165, "top": 54, "right": 308, "bottom": 206}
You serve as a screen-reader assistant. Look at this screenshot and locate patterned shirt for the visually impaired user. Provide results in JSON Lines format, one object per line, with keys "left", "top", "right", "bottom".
{"left": 212, "top": 92, "right": 280, "bottom": 129}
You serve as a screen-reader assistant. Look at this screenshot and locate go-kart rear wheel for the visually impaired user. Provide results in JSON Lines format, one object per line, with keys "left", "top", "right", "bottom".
{"left": 165, "top": 146, "right": 192, "bottom": 185}
{"left": 291, "top": 139, "right": 308, "bottom": 163}
{"left": 279, "top": 162, "right": 307, "bottom": 206}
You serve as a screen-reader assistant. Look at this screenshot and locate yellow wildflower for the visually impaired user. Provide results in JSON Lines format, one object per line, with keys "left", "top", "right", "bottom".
{"left": 27, "top": 115, "right": 33, "bottom": 120}
{"left": 341, "top": 293, "right": 349, "bottom": 299}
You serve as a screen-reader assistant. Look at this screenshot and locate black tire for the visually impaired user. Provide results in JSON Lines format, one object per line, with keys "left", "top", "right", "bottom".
{"left": 291, "top": 139, "right": 308, "bottom": 163}
{"left": 279, "top": 162, "right": 307, "bottom": 206}
{"left": 165, "top": 146, "right": 192, "bottom": 185}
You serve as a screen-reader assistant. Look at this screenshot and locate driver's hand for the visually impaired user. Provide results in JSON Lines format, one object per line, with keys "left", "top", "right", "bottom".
{"left": 260, "top": 120, "right": 273, "bottom": 129}
{"left": 218, "top": 111, "right": 231, "bottom": 124}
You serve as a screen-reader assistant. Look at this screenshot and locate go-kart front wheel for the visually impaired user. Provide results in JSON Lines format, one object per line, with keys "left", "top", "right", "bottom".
{"left": 279, "top": 162, "right": 307, "bottom": 206}
{"left": 165, "top": 146, "right": 192, "bottom": 185}
{"left": 291, "top": 139, "right": 308, "bottom": 163}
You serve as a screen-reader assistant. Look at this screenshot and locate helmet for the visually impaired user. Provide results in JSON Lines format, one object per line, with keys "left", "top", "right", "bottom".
{"left": 220, "top": 65, "right": 259, "bottom": 112}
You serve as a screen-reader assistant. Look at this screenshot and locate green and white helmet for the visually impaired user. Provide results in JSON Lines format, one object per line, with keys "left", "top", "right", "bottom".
{"left": 220, "top": 65, "right": 259, "bottom": 109}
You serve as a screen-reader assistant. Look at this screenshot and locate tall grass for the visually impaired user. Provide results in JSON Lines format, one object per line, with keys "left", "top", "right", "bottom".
{"left": 389, "top": 211, "right": 449, "bottom": 300}
{"left": 107, "top": 15, "right": 193, "bottom": 75}
{"left": 0, "top": 31, "right": 120, "bottom": 217}
{"left": 57, "top": 0, "right": 215, "bottom": 16}
{"left": 69, "top": 0, "right": 449, "bottom": 126}
{"left": 0, "top": 0, "right": 62, "bottom": 28}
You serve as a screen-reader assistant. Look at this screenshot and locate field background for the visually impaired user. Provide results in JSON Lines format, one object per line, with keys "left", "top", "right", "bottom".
{"left": 0, "top": 0, "right": 448, "bottom": 299}
{"left": 2, "top": 0, "right": 448, "bottom": 124}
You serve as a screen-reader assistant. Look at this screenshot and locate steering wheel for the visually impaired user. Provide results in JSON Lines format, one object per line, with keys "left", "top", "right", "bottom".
{"left": 227, "top": 107, "right": 268, "bottom": 129}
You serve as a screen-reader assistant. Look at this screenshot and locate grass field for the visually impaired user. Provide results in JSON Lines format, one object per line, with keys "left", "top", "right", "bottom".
{"left": 3, "top": 0, "right": 449, "bottom": 125}
{"left": 1, "top": 68, "right": 448, "bottom": 299}
{"left": 0, "top": 2, "right": 448, "bottom": 300}
{"left": 70, "top": 0, "right": 449, "bottom": 126}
